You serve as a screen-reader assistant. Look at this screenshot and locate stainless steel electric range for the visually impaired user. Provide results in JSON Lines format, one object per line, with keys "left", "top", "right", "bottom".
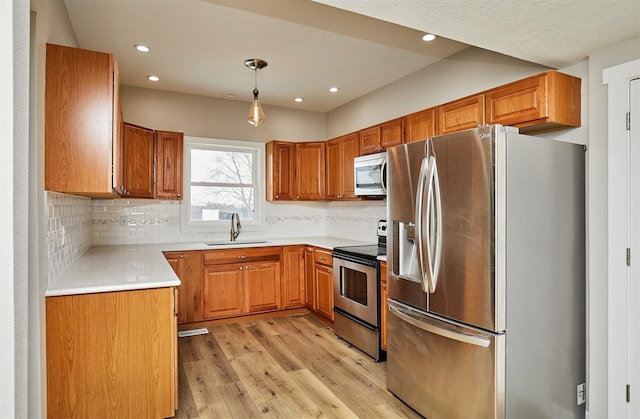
{"left": 332, "top": 221, "right": 387, "bottom": 362}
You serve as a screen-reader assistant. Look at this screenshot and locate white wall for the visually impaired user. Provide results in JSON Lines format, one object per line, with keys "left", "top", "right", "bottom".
{"left": 2, "top": 0, "right": 29, "bottom": 417}
{"left": 121, "top": 85, "right": 327, "bottom": 143}
{"left": 586, "top": 36, "right": 640, "bottom": 419}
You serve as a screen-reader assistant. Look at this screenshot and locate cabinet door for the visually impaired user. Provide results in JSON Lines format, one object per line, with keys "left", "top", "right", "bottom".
{"left": 123, "top": 123, "right": 155, "bottom": 198}
{"left": 339, "top": 133, "right": 360, "bottom": 199}
{"left": 359, "top": 126, "right": 381, "bottom": 155}
{"left": 485, "top": 70, "right": 581, "bottom": 132}
{"left": 325, "top": 139, "right": 342, "bottom": 200}
{"left": 202, "top": 264, "right": 244, "bottom": 319}
{"left": 380, "top": 118, "right": 403, "bottom": 149}
{"left": 164, "top": 251, "right": 201, "bottom": 324}
{"left": 155, "top": 130, "right": 184, "bottom": 200}
{"left": 45, "top": 44, "right": 117, "bottom": 197}
{"left": 315, "top": 264, "right": 334, "bottom": 321}
{"left": 438, "top": 94, "right": 485, "bottom": 135}
{"left": 244, "top": 261, "right": 281, "bottom": 313}
{"left": 266, "top": 141, "right": 296, "bottom": 201}
{"left": 282, "top": 246, "right": 305, "bottom": 309}
{"left": 404, "top": 108, "right": 437, "bottom": 143}
{"left": 164, "top": 252, "right": 188, "bottom": 324}
{"left": 295, "top": 142, "right": 325, "bottom": 200}
{"left": 304, "top": 247, "right": 316, "bottom": 309}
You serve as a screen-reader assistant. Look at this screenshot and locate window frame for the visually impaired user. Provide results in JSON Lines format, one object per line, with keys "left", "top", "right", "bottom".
{"left": 181, "top": 136, "right": 266, "bottom": 233}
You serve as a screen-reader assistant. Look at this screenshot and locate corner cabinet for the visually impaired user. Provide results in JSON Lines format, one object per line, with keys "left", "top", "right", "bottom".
{"left": 46, "top": 287, "right": 178, "bottom": 418}
{"left": 266, "top": 141, "right": 325, "bottom": 201}
{"left": 485, "top": 70, "right": 581, "bottom": 133}
{"left": 45, "top": 43, "right": 121, "bottom": 198}
{"left": 123, "top": 123, "right": 155, "bottom": 198}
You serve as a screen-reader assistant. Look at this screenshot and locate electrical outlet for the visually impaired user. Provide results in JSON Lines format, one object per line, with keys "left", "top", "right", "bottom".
{"left": 577, "top": 383, "right": 586, "bottom": 405}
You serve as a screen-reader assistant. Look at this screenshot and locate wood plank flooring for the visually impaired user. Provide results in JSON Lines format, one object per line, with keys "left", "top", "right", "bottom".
{"left": 175, "top": 313, "right": 421, "bottom": 418}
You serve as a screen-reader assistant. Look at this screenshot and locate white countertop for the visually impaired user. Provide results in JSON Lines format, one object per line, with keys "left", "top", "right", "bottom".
{"left": 45, "top": 236, "right": 372, "bottom": 297}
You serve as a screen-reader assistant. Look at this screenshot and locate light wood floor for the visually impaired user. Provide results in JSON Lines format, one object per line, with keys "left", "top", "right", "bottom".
{"left": 174, "top": 313, "right": 422, "bottom": 418}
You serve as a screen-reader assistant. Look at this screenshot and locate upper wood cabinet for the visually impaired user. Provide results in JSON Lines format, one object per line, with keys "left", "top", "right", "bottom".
{"left": 438, "top": 94, "right": 485, "bottom": 135}
{"left": 45, "top": 43, "right": 120, "bottom": 198}
{"left": 359, "top": 118, "right": 403, "bottom": 155}
{"left": 326, "top": 132, "right": 360, "bottom": 200}
{"left": 123, "top": 123, "right": 155, "bottom": 198}
{"left": 296, "top": 142, "right": 326, "bottom": 200}
{"left": 485, "top": 70, "right": 581, "bottom": 132}
{"left": 404, "top": 107, "right": 437, "bottom": 143}
{"left": 155, "top": 130, "right": 184, "bottom": 200}
{"left": 266, "top": 141, "right": 296, "bottom": 201}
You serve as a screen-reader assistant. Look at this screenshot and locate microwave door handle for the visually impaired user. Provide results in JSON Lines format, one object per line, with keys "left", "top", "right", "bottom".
{"left": 414, "top": 157, "right": 429, "bottom": 293}
{"left": 381, "top": 159, "right": 388, "bottom": 194}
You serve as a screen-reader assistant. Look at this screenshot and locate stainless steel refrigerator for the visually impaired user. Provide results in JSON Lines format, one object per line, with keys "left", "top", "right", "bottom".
{"left": 386, "top": 125, "right": 586, "bottom": 419}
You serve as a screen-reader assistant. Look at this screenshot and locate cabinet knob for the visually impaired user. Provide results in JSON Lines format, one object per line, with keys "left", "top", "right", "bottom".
{"left": 179, "top": 254, "right": 184, "bottom": 259}
{"left": 177, "top": 193, "right": 181, "bottom": 197}
{"left": 239, "top": 255, "right": 248, "bottom": 259}
{"left": 240, "top": 266, "right": 243, "bottom": 270}
{"left": 275, "top": 194, "right": 279, "bottom": 199}
{"left": 296, "top": 195, "right": 300, "bottom": 199}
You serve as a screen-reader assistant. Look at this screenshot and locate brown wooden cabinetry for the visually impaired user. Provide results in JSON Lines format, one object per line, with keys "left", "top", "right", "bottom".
{"left": 45, "top": 43, "right": 120, "bottom": 198}
{"left": 304, "top": 247, "right": 316, "bottom": 309}
{"left": 380, "top": 260, "right": 387, "bottom": 351}
{"left": 438, "top": 94, "right": 485, "bottom": 135}
{"left": 123, "top": 123, "right": 155, "bottom": 198}
{"left": 266, "top": 141, "right": 325, "bottom": 201}
{"left": 202, "top": 247, "right": 281, "bottom": 320}
{"left": 314, "top": 248, "right": 334, "bottom": 322}
{"left": 282, "top": 246, "right": 306, "bottom": 309}
{"left": 296, "top": 142, "right": 326, "bottom": 200}
{"left": 359, "top": 118, "right": 403, "bottom": 155}
{"left": 404, "top": 108, "right": 437, "bottom": 143}
{"left": 326, "top": 132, "right": 359, "bottom": 200}
{"left": 46, "top": 287, "right": 177, "bottom": 418}
{"left": 266, "top": 141, "right": 296, "bottom": 201}
{"left": 164, "top": 251, "right": 201, "bottom": 324}
{"left": 155, "top": 130, "right": 184, "bottom": 199}
{"left": 485, "top": 70, "right": 581, "bottom": 132}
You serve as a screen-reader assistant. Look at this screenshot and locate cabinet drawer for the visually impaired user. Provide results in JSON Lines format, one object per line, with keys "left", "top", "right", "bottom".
{"left": 314, "top": 249, "right": 333, "bottom": 266}
{"left": 203, "top": 247, "right": 280, "bottom": 266}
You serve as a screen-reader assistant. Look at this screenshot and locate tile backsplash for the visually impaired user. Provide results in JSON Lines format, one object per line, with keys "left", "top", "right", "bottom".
{"left": 46, "top": 193, "right": 386, "bottom": 284}
{"left": 45, "top": 192, "right": 93, "bottom": 287}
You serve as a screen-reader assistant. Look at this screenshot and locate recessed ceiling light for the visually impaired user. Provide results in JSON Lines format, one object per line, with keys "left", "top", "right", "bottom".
{"left": 294, "top": 97, "right": 304, "bottom": 103}
{"left": 147, "top": 75, "right": 159, "bottom": 82}
{"left": 134, "top": 44, "right": 150, "bottom": 53}
{"left": 422, "top": 33, "right": 436, "bottom": 42}
{"left": 329, "top": 87, "right": 340, "bottom": 93}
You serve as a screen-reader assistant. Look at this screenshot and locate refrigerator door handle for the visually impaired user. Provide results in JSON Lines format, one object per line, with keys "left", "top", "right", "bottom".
{"left": 415, "top": 155, "right": 443, "bottom": 294}
{"left": 414, "top": 157, "right": 430, "bottom": 293}
{"left": 388, "top": 301, "right": 491, "bottom": 348}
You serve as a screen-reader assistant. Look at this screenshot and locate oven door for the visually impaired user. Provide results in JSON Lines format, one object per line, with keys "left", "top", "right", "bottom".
{"left": 333, "top": 256, "right": 379, "bottom": 326}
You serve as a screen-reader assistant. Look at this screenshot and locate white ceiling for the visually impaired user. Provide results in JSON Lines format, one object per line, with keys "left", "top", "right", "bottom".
{"left": 63, "top": 0, "right": 640, "bottom": 114}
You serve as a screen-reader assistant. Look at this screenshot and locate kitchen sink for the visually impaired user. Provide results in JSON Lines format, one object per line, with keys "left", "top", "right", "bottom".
{"left": 205, "top": 240, "right": 269, "bottom": 246}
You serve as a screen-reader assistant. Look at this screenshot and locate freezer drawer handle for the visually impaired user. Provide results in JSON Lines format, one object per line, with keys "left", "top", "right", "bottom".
{"left": 388, "top": 302, "right": 490, "bottom": 348}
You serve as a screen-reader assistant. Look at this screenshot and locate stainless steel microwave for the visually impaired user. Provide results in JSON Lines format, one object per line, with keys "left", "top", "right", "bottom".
{"left": 354, "top": 152, "right": 387, "bottom": 196}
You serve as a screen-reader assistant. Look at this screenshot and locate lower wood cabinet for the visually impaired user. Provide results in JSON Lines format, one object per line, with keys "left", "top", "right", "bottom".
{"left": 313, "top": 248, "right": 334, "bottom": 322}
{"left": 46, "top": 287, "right": 178, "bottom": 418}
{"left": 164, "top": 250, "right": 201, "bottom": 324}
{"left": 201, "top": 247, "right": 282, "bottom": 320}
{"left": 282, "top": 246, "right": 306, "bottom": 308}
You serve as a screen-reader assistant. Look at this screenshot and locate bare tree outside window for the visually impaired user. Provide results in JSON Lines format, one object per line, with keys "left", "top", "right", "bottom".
{"left": 190, "top": 148, "right": 256, "bottom": 222}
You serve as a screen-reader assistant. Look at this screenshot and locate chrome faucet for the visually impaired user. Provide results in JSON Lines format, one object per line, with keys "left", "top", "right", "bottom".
{"left": 230, "top": 212, "right": 241, "bottom": 241}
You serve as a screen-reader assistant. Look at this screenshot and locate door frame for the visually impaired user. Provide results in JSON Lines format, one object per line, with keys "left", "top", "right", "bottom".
{"left": 603, "top": 58, "right": 640, "bottom": 419}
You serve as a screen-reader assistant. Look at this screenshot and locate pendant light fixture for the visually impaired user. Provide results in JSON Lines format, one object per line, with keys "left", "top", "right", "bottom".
{"left": 245, "top": 58, "right": 268, "bottom": 127}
